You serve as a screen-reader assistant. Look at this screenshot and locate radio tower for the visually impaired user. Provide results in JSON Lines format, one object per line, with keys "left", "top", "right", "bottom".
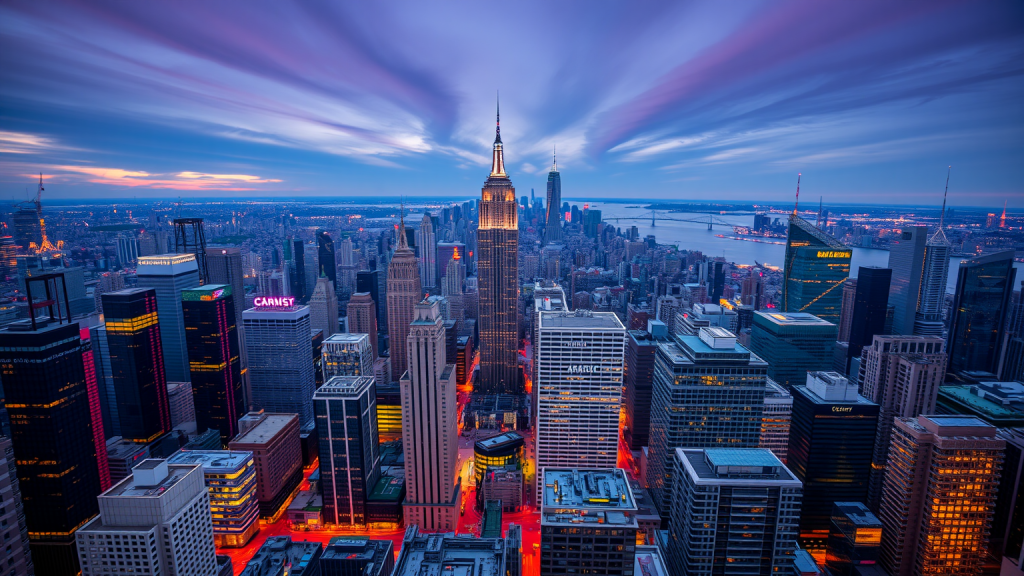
{"left": 1000, "top": 200, "right": 1007, "bottom": 228}
{"left": 792, "top": 173, "right": 802, "bottom": 216}
{"left": 173, "top": 218, "right": 209, "bottom": 284}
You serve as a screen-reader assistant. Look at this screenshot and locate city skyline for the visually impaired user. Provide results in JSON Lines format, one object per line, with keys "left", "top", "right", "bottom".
{"left": 1, "top": 2, "right": 1023, "bottom": 205}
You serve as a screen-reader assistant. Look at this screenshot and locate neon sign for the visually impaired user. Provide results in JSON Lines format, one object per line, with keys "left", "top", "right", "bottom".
{"left": 253, "top": 296, "right": 295, "bottom": 308}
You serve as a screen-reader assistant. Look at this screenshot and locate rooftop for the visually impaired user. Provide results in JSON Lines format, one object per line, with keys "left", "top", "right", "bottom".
{"left": 181, "top": 284, "right": 232, "bottom": 301}
{"left": 541, "top": 469, "right": 637, "bottom": 527}
{"left": 755, "top": 311, "right": 834, "bottom": 327}
{"left": 136, "top": 254, "right": 198, "bottom": 276}
{"left": 314, "top": 375, "right": 375, "bottom": 398}
{"left": 230, "top": 414, "right": 298, "bottom": 446}
{"left": 105, "top": 460, "right": 194, "bottom": 499}
{"left": 393, "top": 526, "right": 514, "bottom": 576}
{"left": 242, "top": 305, "right": 309, "bottom": 320}
{"left": 321, "top": 537, "right": 393, "bottom": 572}
{"left": 832, "top": 502, "right": 881, "bottom": 528}
{"left": 324, "top": 333, "right": 371, "bottom": 345}
{"left": 539, "top": 310, "right": 625, "bottom": 330}
{"left": 240, "top": 536, "right": 322, "bottom": 576}
{"left": 634, "top": 546, "right": 670, "bottom": 576}
{"left": 680, "top": 448, "right": 800, "bottom": 485}
{"left": 475, "top": 432, "right": 525, "bottom": 455}
{"left": 166, "top": 450, "right": 252, "bottom": 472}
{"left": 937, "top": 383, "right": 1024, "bottom": 424}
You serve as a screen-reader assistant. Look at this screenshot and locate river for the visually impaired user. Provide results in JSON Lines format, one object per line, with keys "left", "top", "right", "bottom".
{"left": 582, "top": 201, "right": 1022, "bottom": 294}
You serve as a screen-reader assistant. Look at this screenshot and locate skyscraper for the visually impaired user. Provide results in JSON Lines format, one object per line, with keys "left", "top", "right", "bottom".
{"left": 948, "top": 250, "right": 1017, "bottom": 375}
{"left": 440, "top": 248, "right": 466, "bottom": 328}
{"left": 386, "top": 213, "right": 421, "bottom": 381}
{"left": 0, "top": 435, "right": 34, "bottom": 575}
{"left": 749, "top": 311, "right": 837, "bottom": 390}
{"left": 317, "top": 230, "right": 338, "bottom": 291}
{"left": 314, "top": 376, "right": 381, "bottom": 526}
{"left": 136, "top": 254, "right": 201, "bottom": 382}
{"left": 165, "top": 450, "right": 260, "bottom": 548}
{"left": 878, "top": 415, "right": 1004, "bottom": 576}
{"left": 825, "top": 502, "right": 883, "bottom": 576}
{"left": 759, "top": 378, "right": 793, "bottom": 463}
{"left": 647, "top": 327, "right": 769, "bottom": 515}
{"left": 914, "top": 225, "right": 952, "bottom": 336}
{"left": 624, "top": 322, "right": 667, "bottom": 451}
{"left": 477, "top": 105, "right": 520, "bottom": 394}
{"left": 787, "top": 372, "right": 879, "bottom": 551}
{"left": 0, "top": 285, "right": 102, "bottom": 573}
{"left": 400, "top": 298, "right": 459, "bottom": 531}
{"left": 857, "top": 335, "right": 946, "bottom": 511}
{"left": 346, "top": 292, "right": 379, "bottom": 361}
{"left": 669, "top": 448, "right": 802, "bottom": 576}
{"left": 356, "top": 269, "right": 386, "bottom": 335}
{"left": 182, "top": 284, "right": 245, "bottom": 446}
{"left": 887, "top": 226, "right": 927, "bottom": 335}
{"left": 102, "top": 288, "right": 172, "bottom": 444}
{"left": 543, "top": 148, "right": 562, "bottom": 245}
{"left": 309, "top": 276, "right": 339, "bottom": 338}
{"left": 243, "top": 301, "right": 316, "bottom": 427}
{"left": 322, "top": 333, "right": 374, "bottom": 378}
{"left": 535, "top": 310, "right": 626, "bottom": 502}
{"left": 416, "top": 214, "right": 437, "bottom": 290}
{"left": 76, "top": 460, "right": 218, "bottom": 576}
{"left": 782, "top": 215, "right": 851, "bottom": 323}
{"left": 845, "top": 266, "right": 892, "bottom": 371}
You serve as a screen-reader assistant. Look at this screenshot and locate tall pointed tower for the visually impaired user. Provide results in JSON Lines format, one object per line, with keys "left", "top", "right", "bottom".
{"left": 544, "top": 146, "right": 563, "bottom": 245}
{"left": 387, "top": 209, "right": 422, "bottom": 381}
{"left": 477, "top": 100, "right": 521, "bottom": 394}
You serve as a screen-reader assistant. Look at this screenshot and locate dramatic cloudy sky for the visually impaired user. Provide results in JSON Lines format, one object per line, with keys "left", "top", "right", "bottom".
{"left": 1, "top": 1, "right": 1022, "bottom": 206}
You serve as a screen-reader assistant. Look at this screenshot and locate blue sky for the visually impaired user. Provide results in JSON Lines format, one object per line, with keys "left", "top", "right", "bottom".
{"left": 1, "top": 1, "right": 1022, "bottom": 207}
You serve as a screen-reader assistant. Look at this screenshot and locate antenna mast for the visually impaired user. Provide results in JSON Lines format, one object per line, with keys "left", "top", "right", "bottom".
{"left": 792, "top": 173, "right": 801, "bottom": 216}
{"left": 939, "top": 166, "right": 950, "bottom": 230}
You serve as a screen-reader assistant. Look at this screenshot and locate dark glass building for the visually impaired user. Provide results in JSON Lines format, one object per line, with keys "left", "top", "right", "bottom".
{"left": 845, "top": 266, "right": 892, "bottom": 371}
{"left": 948, "top": 250, "right": 1017, "bottom": 375}
{"left": 782, "top": 215, "right": 851, "bottom": 323}
{"left": 313, "top": 376, "right": 381, "bottom": 526}
{"left": 886, "top": 225, "right": 928, "bottom": 336}
{"left": 788, "top": 372, "right": 879, "bottom": 552}
{"left": 624, "top": 322, "right": 668, "bottom": 450}
{"left": 318, "top": 230, "right": 338, "bottom": 291}
{"left": 182, "top": 284, "right": 244, "bottom": 446}
{"left": 543, "top": 152, "right": 562, "bottom": 245}
{"left": 825, "top": 502, "right": 882, "bottom": 576}
{"left": 0, "top": 276, "right": 102, "bottom": 574}
{"left": 102, "top": 287, "right": 172, "bottom": 443}
{"left": 321, "top": 536, "right": 394, "bottom": 576}
{"left": 749, "top": 311, "right": 837, "bottom": 390}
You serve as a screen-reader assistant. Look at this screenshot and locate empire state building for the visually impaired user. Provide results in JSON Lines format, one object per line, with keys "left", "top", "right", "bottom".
{"left": 477, "top": 104, "right": 520, "bottom": 394}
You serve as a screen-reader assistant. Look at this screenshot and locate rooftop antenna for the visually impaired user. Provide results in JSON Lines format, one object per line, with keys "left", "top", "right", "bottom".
{"left": 552, "top": 144, "right": 557, "bottom": 171}
{"left": 1000, "top": 199, "right": 1007, "bottom": 228}
{"left": 816, "top": 196, "right": 823, "bottom": 228}
{"left": 939, "top": 166, "right": 950, "bottom": 230}
{"left": 792, "top": 173, "right": 801, "bottom": 216}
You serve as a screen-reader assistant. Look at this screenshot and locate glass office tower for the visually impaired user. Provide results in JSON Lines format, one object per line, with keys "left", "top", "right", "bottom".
{"left": 948, "top": 250, "right": 1017, "bottom": 375}
{"left": 782, "top": 215, "right": 851, "bottom": 324}
{"left": 182, "top": 284, "right": 244, "bottom": 446}
{"left": 749, "top": 311, "right": 837, "bottom": 390}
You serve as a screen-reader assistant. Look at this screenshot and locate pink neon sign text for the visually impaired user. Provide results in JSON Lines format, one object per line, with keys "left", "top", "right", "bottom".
{"left": 253, "top": 296, "right": 295, "bottom": 307}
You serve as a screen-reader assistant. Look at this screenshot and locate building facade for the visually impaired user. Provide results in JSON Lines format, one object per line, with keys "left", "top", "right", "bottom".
{"left": 136, "top": 254, "right": 201, "bottom": 382}
{"left": 477, "top": 108, "right": 521, "bottom": 394}
{"left": 165, "top": 450, "right": 259, "bottom": 548}
{"left": 309, "top": 276, "right": 339, "bottom": 338}
{"left": 314, "top": 376, "right": 381, "bottom": 526}
{"left": 322, "top": 333, "right": 374, "bottom": 379}
{"left": 228, "top": 413, "right": 302, "bottom": 520}
{"left": 782, "top": 215, "right": 851, "bottom": 324}
{"left": 625, "top": 324, "right": 667, "bottom": 451}
{"left": 647, "top": 327, "right": 768, "bottom": 515}
{"left": 759, "top": 379, "right": 793, "bottom": 463}
{"left": 416, "top": 214, "right": 437, "bottom": 290}
{"left": 346, "top": 292, "right": 379, "bottom": 362}
{"left": 0, "top": 435, "right": 34, "bottom": 575}
{"left": 886, "top": 225, "right": 928, "bottom": 336}
{"left": 400, "top": 298, "right": 460, "bottom": 531}
{"left": 749, "top": 311, "right": 837, "bottom": 390}
{"left": 182, "top": 284, "right": 245, "bottom": 446}
{"left": 386, "top": 214, "right": 421, "bottom": 382}
{"left": 243, "top": 303, "right": 315, "bottom": 427}
{"left": 543, "top": 153, "right": 562, "bottom": 245}
{"left": 947, "top": 250, "right": 1017, "bottom": 375}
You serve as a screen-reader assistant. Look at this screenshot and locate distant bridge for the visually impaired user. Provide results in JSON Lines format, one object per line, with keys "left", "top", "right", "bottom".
{"left": 604, "top": 210, "right": 734, "bottom": 230}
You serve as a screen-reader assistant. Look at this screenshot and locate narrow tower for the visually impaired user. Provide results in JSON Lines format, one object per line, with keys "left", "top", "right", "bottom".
{"left": 387, "top": 209, "right": 422, "bottom": 381}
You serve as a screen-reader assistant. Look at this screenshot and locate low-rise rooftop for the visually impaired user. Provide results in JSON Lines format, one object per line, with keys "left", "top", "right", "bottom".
{"left": 166, "top": 450, "right": 252, "bottom": 473}
{"left": 541, "top": 469, "right": 638, "bottom": 528}
{"left": 314, "top": 375, "right": 375, "bottom": 397}
{"left": 240, "top": 536, "right": 322, "bottom": 576}
{"left": 755, "top": 311, "right": 834, "bottom": 327}
{"left": 230, "top": 414, "right": 297, "bottom": 446}
{"left": 679, "top": 448, "right": 800, "bottom": 485}
{"left": 392, "top": 526, "right": 518, "bottom": 576}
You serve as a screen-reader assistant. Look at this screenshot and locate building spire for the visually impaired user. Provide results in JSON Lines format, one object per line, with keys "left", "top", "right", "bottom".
{"left": 792, "top": 173, "right": 801, "bottom": 216}
{"left": 397, "top": 200, "right": 409, "bottom": 250}
{"left": 489, "top": 93, "right": 506, "bottom": 177}
{"left": 552, "top": 144, "right": 557, "bottom": 171}
{"left": 939, "top": 166, "right": 950, "bottom": 230}
{"left": 495, "top": 92, "right": 501, "bottom": 144}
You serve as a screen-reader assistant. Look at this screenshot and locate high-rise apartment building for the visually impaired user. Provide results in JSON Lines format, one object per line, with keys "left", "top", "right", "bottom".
{"left": 788, "top": 372, "right": 879, "bottom": 550}
{"left": 243, "top": 302, "right": 315, "bottom": 427}
{"left": 887, "top": 225, "right": 928, "bottom": 336}
{"left": 136, "top": 254, "right": 201, "bottom": 382}
{"left": 165, "top": 450, "right": 259, "bottom": 548}
{"left": 914, "top": 225, "right": 952, "bottom": 336}
{"left": 102, "top": 288, "right": 172, "bottom": 443}
{"left": 322, "top": 333, "right": 374, "bottom": 379}
{"left": 386, "top": 214, "right": 421, "bottom": 381}
{"left": 229, "top": 412, "right": 302, "bottom": 520}
{"left": 314, "top": 376, "right": 381, "bottom": 526}
{"left": 346, "top": 292, "right": 379, "bottom": 361}
{"left": 535, "top": 310, "right": 626, "bottom": 503}
{"left": 624, "top": 322, "right": 668, "bottom": 451}
{"left": 782, "top": 215, "right": 851, "bottom": 323}
{"left": 878, "top": 415, "right": 1004, "bottom": 576}
{"left": 338, "top": 237, "right": 358, "bottom": 297}
{"left": 416, "top": 214, "right": 437, "bottom": 290}
{"left": 948, "top": 250, "right": 1017, "bottom": 375}
{"left": 182, "top": 284, "right": 245, "bottom": 446}
{"left": 539, "top": 469, "right": 635, "bottom": 576}
{"left": 0, "top": 435, "right": 34, "bottom": 575}
{"left": 749, "top": 311, "right": 837, "bottom": 390}
{"left": 400, "top": 298, "right": 460, "bottom": 531}
{"left": 824, "top": 502, "right": 883, "bottom": 576}
{"left": 0, "top": 315, "right": 104, "bottom": 574}
{"left": 76, "top": 459, "right": 218, "bottom": 576}
{"left": 543, "top": 151, "right": 562, "bottom": 245}
{"left": 309, "top": 276, "right": 339, "bottom": 338}
{"left": 647, "top": 327, "right": 768, "bottom": 515}
{"left": 759, "top": 378, "right": 793, "bottom": 463}
{"left": 669, "top": 448, "right": 802, "bottom": 576}
{"left": 857, "top": 335, "right": 946, "bottom": 511}
{"left": 845, "top": 266, "right": 891, "bottom": 370}
{"left": 477, "top": 107, "right": 520, "bottom": 394}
